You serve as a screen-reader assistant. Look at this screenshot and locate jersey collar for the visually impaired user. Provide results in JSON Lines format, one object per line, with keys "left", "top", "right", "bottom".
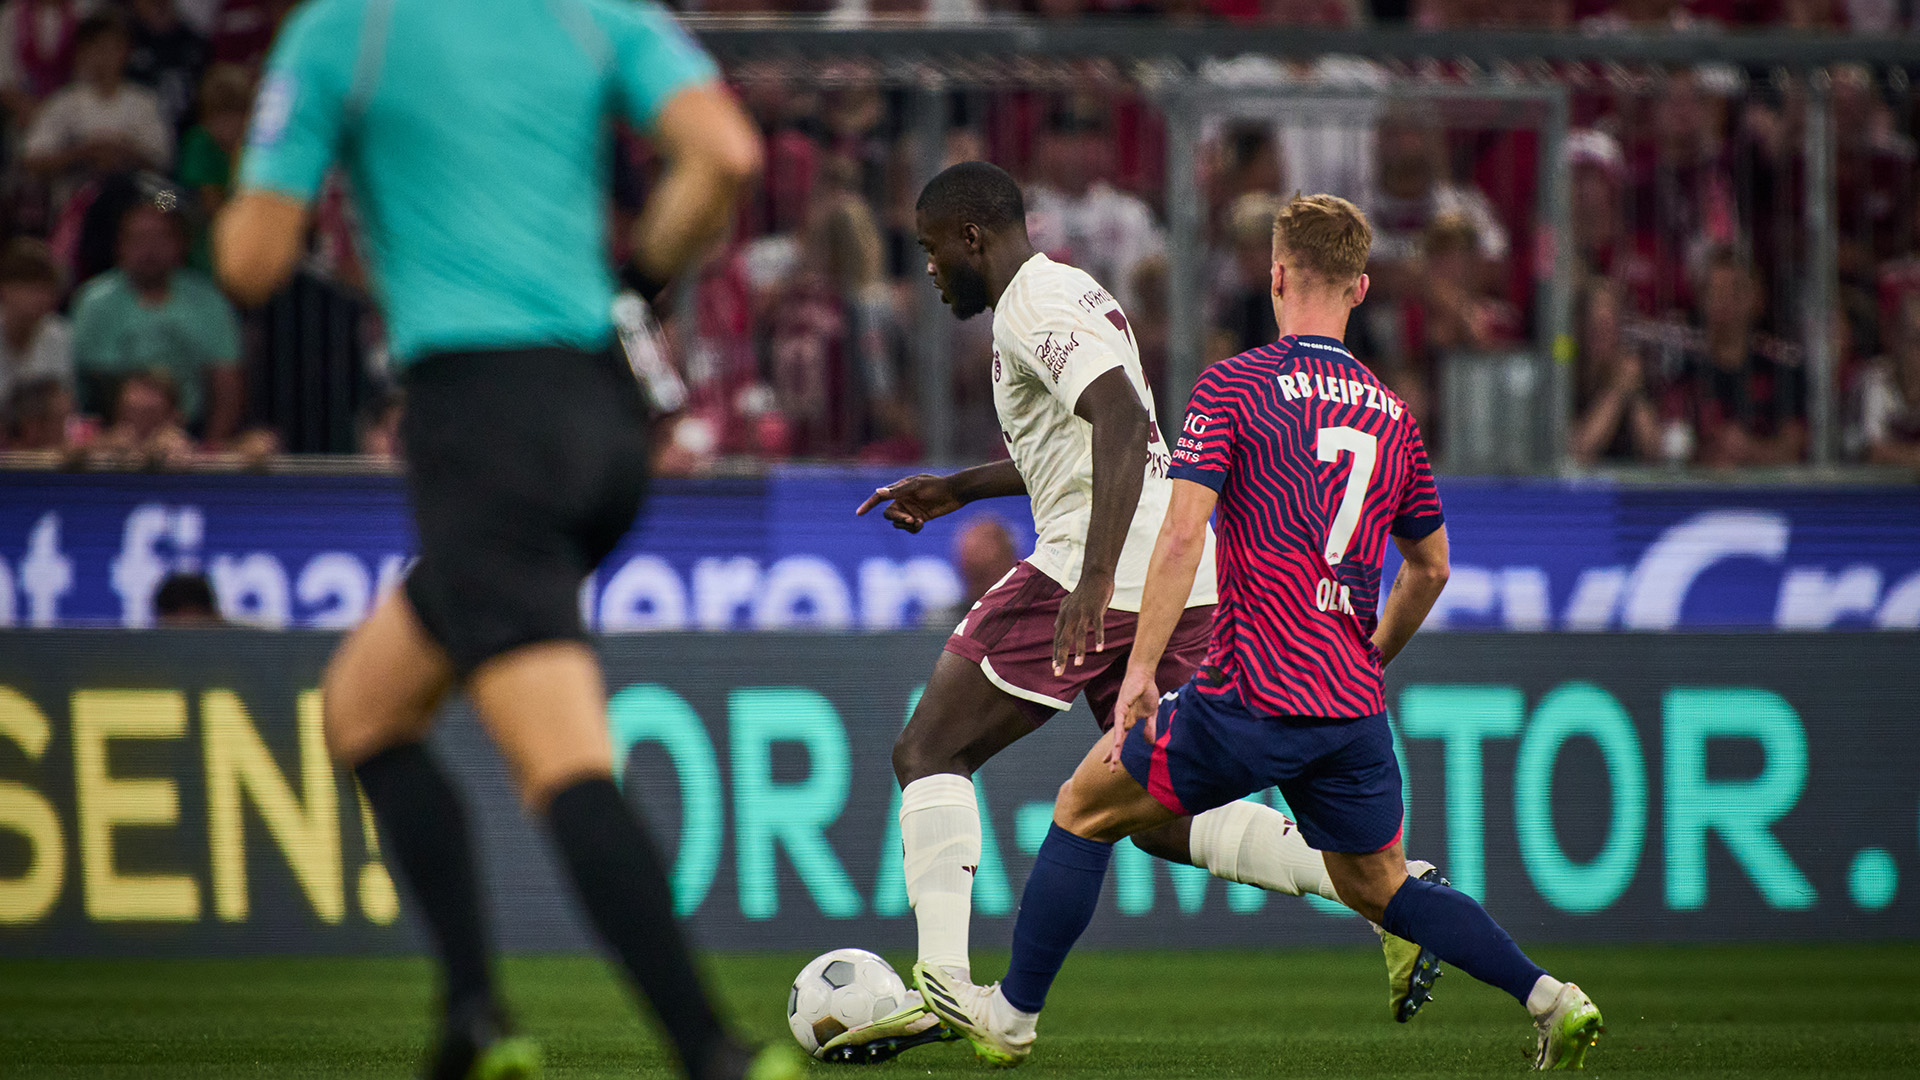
{"left": 1282, "top": 334, "right": 1363, "bottom": 370}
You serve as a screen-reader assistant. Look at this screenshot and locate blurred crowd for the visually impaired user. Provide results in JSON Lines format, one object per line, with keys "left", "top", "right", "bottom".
{"left": 700, "top": 0, "right": 1920, "bottom": 31}
{"left": 3, "top": 0, "right": 1920, "bottom": 473}
{"left": 0, "top": 0, "right": 360, "bottom": 468}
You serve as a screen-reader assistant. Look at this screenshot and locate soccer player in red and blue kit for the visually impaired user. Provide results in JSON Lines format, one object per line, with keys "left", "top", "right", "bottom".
{"left": 919, "top": 195, "right": 1605, "bottom": 1071}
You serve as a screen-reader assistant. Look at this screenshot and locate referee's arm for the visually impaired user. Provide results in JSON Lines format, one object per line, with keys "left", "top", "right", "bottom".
{"left": 215, "top": 193, "right": 307, "bottom": 307}
{"left": 627, "top": 84, "right": 762, "bottom": 292}
{"left": 213, "top": 0, "right": 348, "bottom": 306}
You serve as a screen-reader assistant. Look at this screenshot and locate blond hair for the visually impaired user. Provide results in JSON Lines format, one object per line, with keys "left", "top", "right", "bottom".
{"left": 1271, "top": 193, "right": 1372, "bottom": 292}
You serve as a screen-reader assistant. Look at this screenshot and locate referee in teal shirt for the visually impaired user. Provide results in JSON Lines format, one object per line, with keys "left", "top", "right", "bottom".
{"left": 214, "top": 2, "right": 783, "bottom": 1079}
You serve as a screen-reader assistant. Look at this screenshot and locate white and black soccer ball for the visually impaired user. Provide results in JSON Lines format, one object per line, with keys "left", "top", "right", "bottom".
{"left": 786, "top": 948, "right": 909, "bottom": 1059}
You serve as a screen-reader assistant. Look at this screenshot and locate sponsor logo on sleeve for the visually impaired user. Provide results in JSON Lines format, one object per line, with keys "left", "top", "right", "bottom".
{"left": 248, "top": 73, "right": 297, "bottom": 149}
{"left": 1034, "top": 332, "right": 1079, "bottom": 382}
{"left": 1173, "top": 414, "right": 1210, "bottom": 465}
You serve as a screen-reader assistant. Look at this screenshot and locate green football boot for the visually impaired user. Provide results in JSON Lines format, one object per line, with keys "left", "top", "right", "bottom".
{"left": 1532, "top": 983, "right": 1604, "bottom": 1070}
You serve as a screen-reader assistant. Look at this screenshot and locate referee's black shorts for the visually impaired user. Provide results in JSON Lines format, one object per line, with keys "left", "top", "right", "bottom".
{"left": 399, "top": 344, "right": 648, "bottom": 677}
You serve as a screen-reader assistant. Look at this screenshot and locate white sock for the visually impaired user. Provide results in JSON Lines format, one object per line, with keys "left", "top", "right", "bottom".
{"left": 1188, "top": 801, "right": 1340, "bottom": 902}
{"left": 990, "top": 984, "right": 1038, "bottom": 1041}
{"left": 899, "top": 774, "right": 980, "bottom": 981}
{"left": 1526, "top": 974, "right": 1567, "bottom": 1018}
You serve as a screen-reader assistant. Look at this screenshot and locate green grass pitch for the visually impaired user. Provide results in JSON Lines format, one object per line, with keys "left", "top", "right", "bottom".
{"left": 4, "top": 944, "right": 1916, "bottom": 1078}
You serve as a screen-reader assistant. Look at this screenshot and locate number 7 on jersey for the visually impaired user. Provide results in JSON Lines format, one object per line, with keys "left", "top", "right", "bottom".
{"left": 1316, "top": 426, "right": 1378, "bottom": 566}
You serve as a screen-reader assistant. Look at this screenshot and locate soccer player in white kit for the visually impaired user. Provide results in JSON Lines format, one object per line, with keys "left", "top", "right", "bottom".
{"left": 829, "top": 162, "right": 1443, "bottom": 1063}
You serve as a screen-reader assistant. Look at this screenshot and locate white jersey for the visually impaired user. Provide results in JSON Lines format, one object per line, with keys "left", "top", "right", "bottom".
{"left": 990, "top": 253, "right": 1217, "bottom": 612}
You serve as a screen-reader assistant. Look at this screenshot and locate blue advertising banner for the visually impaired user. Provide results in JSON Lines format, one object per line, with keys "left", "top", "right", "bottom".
{"left": 0, "top": 469, "right": 1917, "bottom": 631}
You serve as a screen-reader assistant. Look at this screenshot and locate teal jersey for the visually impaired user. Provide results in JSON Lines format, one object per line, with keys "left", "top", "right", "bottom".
{"left": 237, "top": 0, "right": 716, "bottom": 366}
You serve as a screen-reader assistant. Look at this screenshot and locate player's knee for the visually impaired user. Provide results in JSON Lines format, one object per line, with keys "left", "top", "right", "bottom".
{"left": 1324, "top": 857, "right": 1402, "bottom": 924}
{"left": 1130, "top": 819, "right": 1192, "bottom": 865}
{"left": 1343, "top": 888, "right": 1392, "bottom": 925}
{"left": 892, "top": 728, "right": 970, "bottom": 788}
{"left": 319, "top": 642, "right": 430, "bottom": 766}
{"left": 890, "top": 733, "right": 927, "bottom": 787}
{"left": 320, "top": 660, "right": 382, "bottom": 765}
{"left": 1052, "top": 777, "right": 1122, "bottom": 842}
{"left": 1051, "top": 777, "right": 1083, "bottom": 823}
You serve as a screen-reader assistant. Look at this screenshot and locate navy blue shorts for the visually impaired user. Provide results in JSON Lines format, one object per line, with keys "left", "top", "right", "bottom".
{"left": 1119, "top": 678, "right": 1404, "bottom": 854}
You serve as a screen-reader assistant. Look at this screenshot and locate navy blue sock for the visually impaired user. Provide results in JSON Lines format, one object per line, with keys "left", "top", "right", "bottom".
{"left": 1001, "top": 824, "right": 1114, "bottom": 1014}
{"left": 1381, "top": 876, "right": 1546, "bottom": 1004}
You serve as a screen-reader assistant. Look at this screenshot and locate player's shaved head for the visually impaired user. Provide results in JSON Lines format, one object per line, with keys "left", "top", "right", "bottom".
{"left": 1272, "top": 193, "right": 1372, "bottom": 295}
{"left": 914, "top": 161, "right": 1034, "bottom": 319}
{"left": 915, "top": 161, "right": 1026, "bottom": 233}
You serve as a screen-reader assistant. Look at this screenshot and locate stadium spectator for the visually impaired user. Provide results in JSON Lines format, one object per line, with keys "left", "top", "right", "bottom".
{"left": 1127, "top": 252, "right": 1172, "bottom": 395}
{"left": 22, "top": 11, "right": 172, "bottom": 207}
{"left": 2, "top": 374, "right": 82, "bottom": 452}
{"left": 1565, "top": 129, "right": 1642, "bottom": 288}
{"left": 953, "top": 515, "right": 1018, "bottom": 609}
{"left": 71, "top": 198, "right": 241, "bottom": 443}
{"left": 1851, "top": 290, "right": 1920, "bottom": 468}
{"left": 125, "top": 0, "right": 207, "bottom": 132}
{"left": 1831, "top": 65, "right": 1915, "bottom": 270}
{"left": 1026, "top": 96, "right": 1165, "bottom": 313}
{"left": 1391, "top": 213, "right": 1520, "bottom": 425}
{"left": 740, "top": 129, "right": 820, "bottom": 289}
{"left": 818, "top": 64, "right": 892, "bottom": 209}
{"left": 1362, "top": 101, "right": 1508, "bottom": 296}
{"left": 764, "top": 192, "right": 916, "bottom": 459}
{"left": 1207, "top": 124, "right": 1284, "bottom": 226}
{"left": 152, "top": 569, "right": 222, "bottom": 625}
{"left": 1414, "top": 213, "right": 1520, "bottom": 356}
{"left": 1626, "top": 67, "right": 1739, "bottom": 318}
{"left": 1209, "top": 191, "right": 1281, "bottom": 362}
{"left": 0, "top": 237, "right": 71, "bottom": 413}
{"left": 1666, "top": 249, "right": 1809, "bottom": 467}
{"left": 87, "top": 365, "right": 193, "bottom": 467}
{"left": 1571, "top": 279, "right": 1662, "bottom": 464}
{"left": 0, "top": 0, "right": 84, "bottom": 128}
{"left": 175, "top": 63, "right": 248, "bottom": 270}
{"left": 1196, "top": 59, "right": 1384, "bottom": 204}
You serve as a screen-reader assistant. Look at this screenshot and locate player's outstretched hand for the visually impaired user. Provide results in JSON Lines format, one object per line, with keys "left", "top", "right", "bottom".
{"left": 1052, "top": 574, "right": 1113, "bottom": 676}
{"left": 855, "top": 474, "right": 963, "bottom": 533}
{"left": 1107, "top": 663, "right": 1159, "bottom": 771}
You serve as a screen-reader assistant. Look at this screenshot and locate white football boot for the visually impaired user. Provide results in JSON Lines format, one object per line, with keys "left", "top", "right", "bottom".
{"left": 912, "top": 962, "right": 1034, "bottom": 1067}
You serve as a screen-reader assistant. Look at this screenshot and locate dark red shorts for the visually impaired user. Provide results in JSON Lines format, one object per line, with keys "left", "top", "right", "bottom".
{"left": 943, "top": 562, "right": 1215, "bottom": 728}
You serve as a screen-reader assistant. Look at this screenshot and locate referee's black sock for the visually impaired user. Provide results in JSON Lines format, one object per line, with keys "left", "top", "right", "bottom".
{"left": 546, "top": 777, "right": 729, "bottom": 1079}
{"left": 354, "top": 742, "right": 498, "bottom": 1014}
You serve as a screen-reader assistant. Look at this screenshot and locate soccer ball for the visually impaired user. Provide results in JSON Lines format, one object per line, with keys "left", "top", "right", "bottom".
{"left": 786, "top": 948, "right": 909, "bottom": 1058}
